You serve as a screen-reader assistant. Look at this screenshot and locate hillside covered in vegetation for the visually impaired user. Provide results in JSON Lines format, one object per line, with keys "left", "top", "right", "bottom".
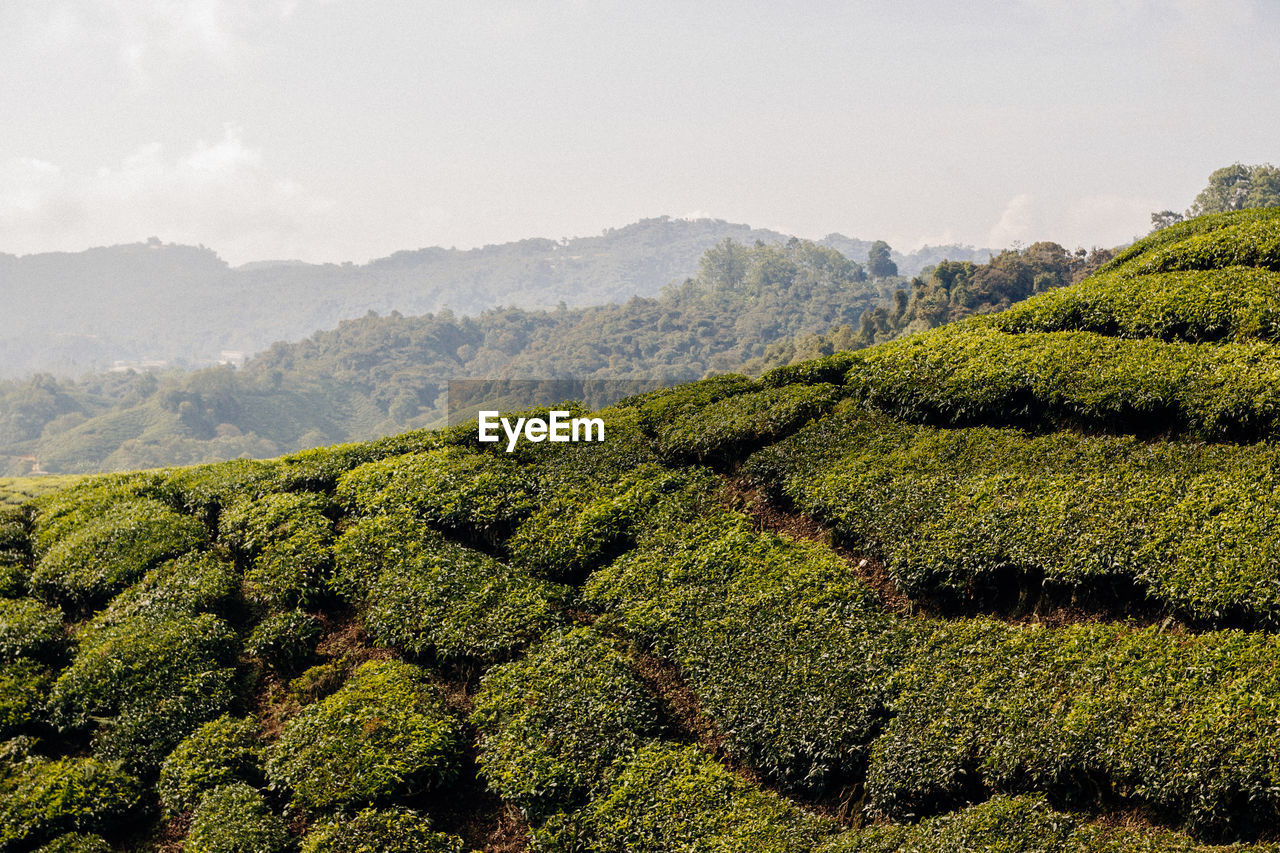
{"left": 0, "top": 238, "right": 1092, "bottom": 476}
{"left": 4, "top": 208, "right": 1280, "bottom": 851}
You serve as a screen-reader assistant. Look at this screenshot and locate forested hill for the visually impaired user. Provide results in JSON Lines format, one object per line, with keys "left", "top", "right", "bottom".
{"left": 0, "top": 238, "right": 1087, "bottom": 475}
{"left": 7, "top": 208, "right": 1280, "bottom": 852}
{"left": 0, "top": 218, "right": 991, "bottom": 379}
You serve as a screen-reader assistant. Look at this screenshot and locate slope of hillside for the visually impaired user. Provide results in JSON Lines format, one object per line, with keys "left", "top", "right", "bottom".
{"left": 3, "top": 209, "right": 1278, "bottom": 851}
{"left": 0, "top": 218, "right": 991, "bottom": 380}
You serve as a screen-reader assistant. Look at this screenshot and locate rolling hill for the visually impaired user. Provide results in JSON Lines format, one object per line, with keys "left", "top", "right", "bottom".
{"left": 4, "top": 208, "right": 1279, "bottom": 851}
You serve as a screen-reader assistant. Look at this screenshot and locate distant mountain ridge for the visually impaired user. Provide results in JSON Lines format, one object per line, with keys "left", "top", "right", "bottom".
{"left": 0, "top": 218, "right": 991, "bottom": 379}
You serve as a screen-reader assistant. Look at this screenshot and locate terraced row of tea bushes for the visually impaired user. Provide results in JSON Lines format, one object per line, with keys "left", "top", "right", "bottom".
{"left": 653, "top": 382, "right": 844, "bottom": 465}
{"left": 471, "top": 627, "right": 664, "bottom": 818}
{"left": 817, "top": 795, "right": 1280, "bottom": 853}
{"left": 991, "top": 267, "right": 1280, "bottom": 343}
{"left": 1127, "top": 213, "right": 1280, "bottom": 275}
{"left": 584, "top": 511, "right": 901, "bottom": 792}
{"left": 0, "top": 752, "right": 140, "bottom": 852}
{"left": 869, "top": 619, "right": 1280, "bottom": 839}
{"left": 746, "top": 407, "right": 1280, "bottom": 622}
{"left": 1100, "top": 208, "right": 1280, "bottom": 275}
{"left": 840, "top": 325, "right": 1280, "bottom": 439}
{"left": 221, "top": 491, "right": 334, "bottom": 609}
{"left": 363, "top": 532, "right": 567, "bottom": 663}
{"left": 583, "top": 505, "right": 1280, "bottom": 838}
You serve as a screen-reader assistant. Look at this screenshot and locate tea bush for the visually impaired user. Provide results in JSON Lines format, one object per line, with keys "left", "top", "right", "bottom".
{"left": 50, "top": 611, "right": 238, "bottom": 773}
{"left": 0, "top": 659, "right": 51, "bottom": 736}
{"left": 246, "top": 608, "right": 322, "bottom": 673}
{"left": 0, "top": 597, "right": 63, "bottom": 661}
{"left": 87, "top": 551, "right": 237, "bottom": 629}
{"left": 655, "top": 382, "right": 843, "bottom": 465}
{"left": 337, "top": 447, "right": 536, "bottom": 546}
{"left": 158, "top": 715, "right": 264, "bottom": 816}
{"left": 221, "top": 492, "right": 333, "bottom": 609}
{"left": 265, "top": 659, "right": 461, "bottom": 811}
{"left": 992, "top": 267, "right": 1280, "bottom": 344}
{"left": 0, "top": 509, "right": 29, "bottom": 567}
{"left": 160, "top": 459, "right": 278, "bottom": 528}
{"left": 32, "top": 833, "right": 111, "bottom": 853}
{"left": 747, "top": 408, "right": 1280, "bottom": 622}
{"left": 329, "top": 509, "right": 434, "bottom": 602}
{"left": 547, "top": 743, "right": 833, "bottom": 853}
{"left": 299, "top": 807, "right": 465, "bottom": 853}
{"left": 30, "top": 472, "right": 161, "bottom": 553}
{"left": 31, "top": 498, "right": 205, "bottom": 609}
{"left": 471, "top": 627, "right": 662, "bottom": 816}
{"left": 1130, "top": 214, "right": 1280, "bottom": 275}
{"left": 841, "top": 325, "right": 1280, "bottom": 440}
{"left": 364, "top": 536, "right": 565, "bottom": 662}
{"left": 0, "top": 757, "right": 140, "bottom": 852}
{"left": 185, "top": 783, "right": 289, "bottom": 853}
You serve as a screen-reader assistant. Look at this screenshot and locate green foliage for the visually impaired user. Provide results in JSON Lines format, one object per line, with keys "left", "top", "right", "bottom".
{"left": 29, "top": 472, "right": 160, "bottom": 551}
{"left": 160, "top": 458, "right": 279, "bottom": 525}
{"left": 364, "top": 535, "right": 565, "bottom": 662}
{"left": 265, "top": 659, "right": 461, "bottom": 811}
{"left": 655, "top": 382, "right": 843, "bottom": 464}
{"left": 0, "top": 757, "right": 140, "bottom": 852}
{"left": 221, "top": 491, "right": 333, "bottom": 608}
{"left": 245, "top": 608, "right": 322, "bottom": 673}
{"left": 993, "top": 267, "right": 1280, "bottom": 343}
{"left": 0, "top": 659, "right": 51, "bottom": 736}
{"left": 337, "top": 447, "right": 536, "bottom": 546}
{"left": 50, "top": 611, "right": 238, "bottom": 773}
{"left": 158, "top": 715, "right": 264, "bottom": 816}
{"left": 471, "top": 628, "right": 662, "bottom": 815}
{"left": 299, "top": 807, "right": 465, "bottom": 853}
{"left": 1189, "top": 163, "right": 1280, "bottom": 217}
{"left": 542, "top": 743, "right": 833, "bottom": 853}
{"left": 747, "top": 408, "right": 1280, "bottom": 622}
{"left": 185, "top": 783, "right": 289, "bottom": 853}
{"left": 817, "top": 795, "right": 1264, "bottom": 853}
{"left": 507, "top": 464, "right": 701, "bottom": 583}
{"left": 87, "top": 551, "right": 237, "bottom": 629}
{"left": 31, "top": 497, "right": 205, "bottom": 609}
{"left": 32, "top": 833, "right": 112, "bottom": 853}
{"left": 0, "top": 509, "right": 29, "bottom": 566}
{"left": 842, "top": 323, "right": 1280, "bottom": 440}
{"left": 330, "top": 510, "right": 433, "bottom": 602}
{"left": 0, "top": 597, "right": 63, "bottom": 661}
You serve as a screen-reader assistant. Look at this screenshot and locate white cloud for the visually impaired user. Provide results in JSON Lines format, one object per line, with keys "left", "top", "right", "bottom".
{"left": 987, "top": 193, "right": 1038, "bottom": 249}
{"left": 0, "top": 126, "right": 339, "bottom": 264}
{"left": 26, "top": 0, "right": 326, "bottom": 76}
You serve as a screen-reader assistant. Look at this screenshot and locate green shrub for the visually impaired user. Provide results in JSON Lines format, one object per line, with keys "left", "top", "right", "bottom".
{"left": 30, "top": 472, "right": 161, "bottom": 553}
{"left": 655, "top": 382, "right": 843, "bottom": 465}
{"left": 186, "top": 783, "right": 289, "bottom": 853}
{"left": 87, "top": 551, "right": 237, "bottom": 629}
{"left": 841, "top": 324, "right": 1280, "bottom": 440}
{"left": 31, "top": 498, "right": 205, "bottom": 610}
{"left": 0, "top": 757, "right": 140, "bottom": 852}
{"left": 364, "top": 536, "right": 565, "bottom": 662}
{"left": 471, "top": 627, "right": 662, "bottom": 816}
{"left": 337, "top": 447, "right": 536, "bottom": 545}
{"left": 160, "top": 459, "right": 278, "bottom": 527}
{"left": 0, "top": 597, "right": 63, "bottom": 661}
{"left": 158, "top": 715, "right": 264, "bottom": 816}
{"left": 507, "top": 464, "right": 700, "bottom": 583}
{"left": 816, "top": 794, "right": 1255, "bottom": 853}
{"left": 330, "top": 510, "right": 434, "bottom": 602}
{"left": 0, "top": 509, "right": 29, "bottom": 566}
{"left": 221, "top": 492, "right": 333, "bottom": 608}
{"left": 1130, "top": 214, "right": 1280, "bottom": 275}
{"left": 0, "top": 563, "right": 25, "bottom": 599}
{"left": 246, "top": 609, "right": 322, "bottom": 673}
{"left": 992, "top": 267, "right": 1280, "bottom": 344}
{"left": 0, "top": 659, "right": 51, "bottom": 737}
{"left": 265, "top": 659, "right": 461, "bottom": 811}
{"left": 746, "top": 408, "right": 1280, "bottom": 623}
{"left": 50, "top": 611, "right": 238, "bottom": 773}
{"left": 299, "top": 807, "right": 465, "bottom": 853}
{"left": 610, "top": 373, "right": 759, "bottom": 437}
{"left": 32, "top": 833, "right": 111, "bottom": 853}
{"left": 548, "top": 743, "right": 833, "bottom": 853}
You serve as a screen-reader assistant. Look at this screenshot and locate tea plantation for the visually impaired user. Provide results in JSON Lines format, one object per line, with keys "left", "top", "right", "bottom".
{"left": 4, "top": 208, "right": 1280, "bottom": 850}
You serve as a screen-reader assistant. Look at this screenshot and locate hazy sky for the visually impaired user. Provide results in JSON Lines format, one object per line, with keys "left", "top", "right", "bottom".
{"left": 2, "top": 0, "right": 1277, "bottom": 265}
